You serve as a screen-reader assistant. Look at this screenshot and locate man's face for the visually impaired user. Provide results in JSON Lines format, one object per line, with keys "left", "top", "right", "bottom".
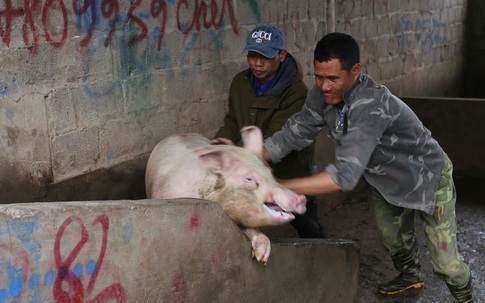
{"left": 247, "top": 50, "right": 287, "bottom": 84}
{"left": 314, "top": 59, "right": 361, "bottom": 106}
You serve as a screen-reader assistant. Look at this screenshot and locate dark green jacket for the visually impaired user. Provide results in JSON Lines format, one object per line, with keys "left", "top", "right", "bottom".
{"left": 215, "top": 54, "right": 315, "bottom": 179}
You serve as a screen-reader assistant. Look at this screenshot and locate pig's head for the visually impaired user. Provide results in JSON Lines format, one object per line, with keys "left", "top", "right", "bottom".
{"left": 197, "top": 126, "right": 306, "bottom": 228}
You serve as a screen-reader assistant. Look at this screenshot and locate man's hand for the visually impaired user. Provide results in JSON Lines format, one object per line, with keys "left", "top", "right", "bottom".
{"left": 210, "top": 138, "right": 235, "bottom": 145}
{"left": 262, "top": 146, "right": 271, "bottom": 163}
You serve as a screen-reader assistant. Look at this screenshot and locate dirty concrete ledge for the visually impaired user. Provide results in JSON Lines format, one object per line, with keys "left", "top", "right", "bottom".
{"left": 0, "top": 199, "right": 359, "bottom": 303}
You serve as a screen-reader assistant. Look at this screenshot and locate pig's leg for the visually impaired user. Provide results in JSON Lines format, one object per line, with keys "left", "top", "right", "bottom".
{"left": 242, "top": 228, "right": 271, "bottom": 265}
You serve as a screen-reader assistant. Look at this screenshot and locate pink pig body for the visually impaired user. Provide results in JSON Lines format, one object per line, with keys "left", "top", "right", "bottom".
{"left": 145, "top": 126, "right": 306, "bottom": 264}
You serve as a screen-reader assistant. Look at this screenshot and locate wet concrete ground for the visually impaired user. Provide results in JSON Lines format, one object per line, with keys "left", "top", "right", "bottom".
{"left": 321, "top": 175, "right": 484, "bottom": 303}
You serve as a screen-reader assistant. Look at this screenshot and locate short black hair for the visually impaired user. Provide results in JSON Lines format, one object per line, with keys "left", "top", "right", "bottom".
{"left": 314, "top": 32, "right": 360, "bottom": 71}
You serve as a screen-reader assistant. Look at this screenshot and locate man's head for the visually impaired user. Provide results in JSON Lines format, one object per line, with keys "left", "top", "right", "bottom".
{"left": 243, "top": 24, "right": 288, "bottom": 84}
{"left": 313, "top": 32, "right": 362, "bottom": 105}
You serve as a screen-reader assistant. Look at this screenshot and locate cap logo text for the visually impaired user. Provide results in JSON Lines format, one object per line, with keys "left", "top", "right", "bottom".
{"left": 251, "top": 30, "right": 272, "bottom": 43}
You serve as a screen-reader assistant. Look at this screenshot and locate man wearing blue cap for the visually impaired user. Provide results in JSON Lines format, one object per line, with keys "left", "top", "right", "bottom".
{"left": 213, "top": 24, "right": 326, "bottom": 238}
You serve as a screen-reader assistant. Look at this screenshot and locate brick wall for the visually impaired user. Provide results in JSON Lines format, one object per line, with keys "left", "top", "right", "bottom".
{"left": 0, "top": 0, "right": 468, "bottom": 202}
{"left": 333, "top": 0, "right": 467, "bottom": 97}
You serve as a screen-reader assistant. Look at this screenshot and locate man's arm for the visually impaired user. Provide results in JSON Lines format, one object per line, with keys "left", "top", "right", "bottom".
{"left": 264, "top": 86, "right": 326, "bottom": 164}
{"left": 278, "top": 171, "right": 342, "bottom": 196}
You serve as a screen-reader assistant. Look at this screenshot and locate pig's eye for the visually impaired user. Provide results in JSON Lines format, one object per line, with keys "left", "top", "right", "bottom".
{"left": 244, "top": 177, "right": 258, "bottom": 189}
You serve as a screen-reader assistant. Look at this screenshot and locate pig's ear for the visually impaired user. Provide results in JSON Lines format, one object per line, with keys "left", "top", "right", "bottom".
{"left": 240, "top": 126, "right": 263, "bottom": 155}
{"left": 196, "top": 148, "right": 231, "bottom": 175}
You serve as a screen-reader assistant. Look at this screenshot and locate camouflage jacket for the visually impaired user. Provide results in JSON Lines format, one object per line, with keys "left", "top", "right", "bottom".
{"left": 264, "top": 73, "right": 445, "bottom": 214}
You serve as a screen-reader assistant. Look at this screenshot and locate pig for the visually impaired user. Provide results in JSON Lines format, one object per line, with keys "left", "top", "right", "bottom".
{"left": 145, "top": 126, "right": 306, "bottom": 264}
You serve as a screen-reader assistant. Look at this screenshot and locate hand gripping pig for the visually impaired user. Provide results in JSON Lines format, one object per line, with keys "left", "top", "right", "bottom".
{"left": 145, "top": 126, "right": 307, "bottom": 264}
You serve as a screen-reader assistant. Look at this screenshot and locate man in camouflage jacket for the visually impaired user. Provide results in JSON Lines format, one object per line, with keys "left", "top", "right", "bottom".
{"left": 263, "top": 32, "right": 476, "bottom": 302}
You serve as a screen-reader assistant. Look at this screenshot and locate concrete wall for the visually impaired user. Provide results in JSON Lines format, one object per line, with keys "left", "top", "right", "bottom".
{"left": 403, "top": 97, "right": 485, "bottom": 178}
{"left": 0, "top": 0, "right": 468, "bottom": 202}
{"left": 0, "top": 199, "right": 359, "bottom": 302}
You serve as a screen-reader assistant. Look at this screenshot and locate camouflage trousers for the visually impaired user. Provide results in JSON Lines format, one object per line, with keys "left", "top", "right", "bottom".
{"left": 371, "top": 154, "right": 471, "bottom": 288}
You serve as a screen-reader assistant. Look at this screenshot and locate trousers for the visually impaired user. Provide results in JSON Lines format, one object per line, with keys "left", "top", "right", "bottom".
{"left": 372, "top": 154, "right": 471, "bottom": 288}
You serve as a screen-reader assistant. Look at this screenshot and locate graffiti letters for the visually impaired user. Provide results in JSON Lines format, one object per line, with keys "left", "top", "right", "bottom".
{"left": 0, "top": 0, "right": 239, "bottom": 53}
{"left": 53, "top": 215, "right": 126, "bottom": 302}
{"left": 396, "top": 17, "right": 448, "bottom": 53}
{"left": 0, "top": 215, "right": 126, "bottom": 302}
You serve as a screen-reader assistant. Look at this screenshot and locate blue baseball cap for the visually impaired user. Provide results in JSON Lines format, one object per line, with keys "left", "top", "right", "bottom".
{"left": 243, "top": 24, "right": 285, "bottom": 58}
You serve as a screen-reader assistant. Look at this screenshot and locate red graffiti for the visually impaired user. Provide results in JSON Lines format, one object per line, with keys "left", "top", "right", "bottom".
{"left": 0, "top": 0, "right": 239, "bottom": 53}
{"left": 0, "top": 0, "right": 25, "bottom": 47}
{"left": 22, "top": 0, "right": 41, "bottom": 52}
{"left": 43, "top": 0, "right": 68, "bottom": 47}
{"left": 127, "top": 0, "right": 147, "bottom": 47}
{"left": 176, "top": 0, "right": 238, "bottom": 35}
{"left": 72, "top": 0, "right": 96, "bottom": 47}
{"left": 0, "top": 240, "right": 31, "bottom": 291}
{"left": 73, "top": 0, "right": 120, "bottom": 47}
{"left": 190, "top": 213, "right": 200, "bottom": 230}
{"left": 170, "top": 270, "right": 188, "bottom": 302}
{"left": 150, "top": 0, "right": 167, "bottom": 50}
{"left": 102, "top": 0, "right": 120, "bottom": 47}
{"left": 53, "top": 214, "right": 126, "bottom": 303}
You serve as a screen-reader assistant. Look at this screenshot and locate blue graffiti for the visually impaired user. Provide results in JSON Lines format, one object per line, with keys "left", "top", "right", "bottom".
{"left": 122, "top": 222, "right": 134, "bottom": 244}
{"left": 148, "top": 27, "right": 175, "bottom": 77}
{"left": 28, "top": 274, "right": 39, "bottom": 290}
{"left": 73, "top": 263, "right": 84, "bottom": 278}
{"left": 9, "top": 277, "right": 23, "bottom": 298}
{"left": 79, "top": 0, "right": 237, "bottom": 101}
{"left": 396, "top": 17, "right": 449, "bottom": 53}
{"left": 1, "top": 0, "right": 257, "bottom": 103}
{"left": 0, "top": 79, "right": 18, "bottom": 100}
{"left": 0, "top": 219, "right": 107, "bottom": 301}
{"left": 8, "top": 221, "right": 41, "bottom": 265}
{"left": 81, "top": 15, "right": 153, "bottom": 100}
{"left": 0, "top": 262, "right": 24, "bottom": 301}
{"left": 0, "top": 289, "right": 7, "bottom": 303}
{"left": 0, "top": 262, "right": 101, "bottom": 302}
{"left": 0, "top": 220, "right": 40, "bottom": 302}
{"left": 87, "top": 260, "right": 97, "bottom": 276}
{"left": 43, "top": 271, "right": 55, "bottom": 288}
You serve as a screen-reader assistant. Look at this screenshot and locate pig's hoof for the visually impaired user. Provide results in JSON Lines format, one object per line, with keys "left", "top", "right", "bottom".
{"left": 251, "top": 235, "right": 271, "bottom": 265}
{"left": 242, "top": 228, "right": 271, "bottom": 265}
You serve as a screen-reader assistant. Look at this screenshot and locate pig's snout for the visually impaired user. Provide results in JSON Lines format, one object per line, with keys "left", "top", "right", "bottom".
{"left": 268, "top": 187, "right": 307, "bottom": 215}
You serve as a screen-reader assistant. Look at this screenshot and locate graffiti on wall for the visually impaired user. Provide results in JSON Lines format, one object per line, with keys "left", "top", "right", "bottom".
{"left": 53, "top": 215, "right": 126, "bottom": 302}
{"left": 0, "top": 215, "right": 126, "bottom": 302}
{"left": 336, "top": 0, "right": 450, "bottom": 54}
{"left": 0, "top": 0, "right": 258, "bottom": 100}
{"left": 0, "top": 0, "right": 240, "bottom": 52}
{"left": 395, "top": 17, "right": 449, "bottom": 53}
{"left": 336, "top": 0, "right": 390, "bottom": 30}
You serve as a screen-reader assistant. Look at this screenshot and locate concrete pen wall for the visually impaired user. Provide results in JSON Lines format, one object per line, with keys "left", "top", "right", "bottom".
{"left": 0, "top": 199, "right": 359, "bottom": 303}
{"left": 402, "top": 97, "right": 485, "bottom": 178}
